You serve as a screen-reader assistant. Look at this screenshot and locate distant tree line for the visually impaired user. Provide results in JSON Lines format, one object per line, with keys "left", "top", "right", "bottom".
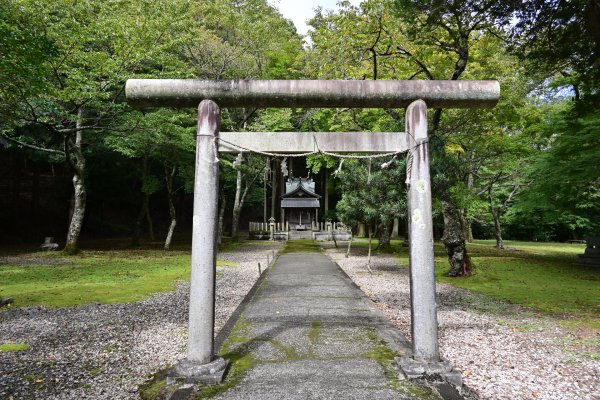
{"left": 1, "top": 0, "right": 598, "bottom": 276}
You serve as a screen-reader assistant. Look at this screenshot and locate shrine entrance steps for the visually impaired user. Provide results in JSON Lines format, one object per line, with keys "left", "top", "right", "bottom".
{"left": 287, "top": 229, "right": 316, "bottom": 240}
{"left": 207, "top": 252, "right": 456, "bottom": 399}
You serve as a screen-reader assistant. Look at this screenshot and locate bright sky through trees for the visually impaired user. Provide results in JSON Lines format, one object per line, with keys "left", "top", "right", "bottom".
{"left": 271, "top": 0, "right": 361, "bottom": 36}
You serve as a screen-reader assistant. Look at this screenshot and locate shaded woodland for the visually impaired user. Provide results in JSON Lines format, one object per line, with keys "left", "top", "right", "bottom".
{"left": 1, "top": 0, "right": 599, "bottom": 275}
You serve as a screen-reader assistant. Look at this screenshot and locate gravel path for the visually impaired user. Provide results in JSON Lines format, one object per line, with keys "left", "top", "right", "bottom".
{"left": 0, "top": 242, "right": 281, "bottom": 400}
{"left": 325, "top": 247, "right": 600, "bottom": 400}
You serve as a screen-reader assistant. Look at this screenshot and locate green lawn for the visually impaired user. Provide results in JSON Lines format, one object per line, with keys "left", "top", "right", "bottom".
{"left": 281, "top": 240, "right": 322, "bottom": 253}
{"left": 349, "top": 238, "right": 599, "bottom": 327}
{"left": 0, "top": 249, "right": 236, "bottom": 308}
{"left": 2, "top": 239, "right": 598, "bottom": 330}
{"left": 437, "top": 240, "right": 599, "bottom": 327}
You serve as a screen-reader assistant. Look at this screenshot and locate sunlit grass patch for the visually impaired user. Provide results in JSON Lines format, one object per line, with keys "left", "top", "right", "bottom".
{"left": 0, "top": 343, "right": 30, "bottom": 352}
{"left": 436, "top": 240, "right": 600, "bottom": 328}
{"left": 345, "top": 237, "right": 598, "bottom": 328}
{"left": 0, "top": 249, "right": 241, "bottom": 308}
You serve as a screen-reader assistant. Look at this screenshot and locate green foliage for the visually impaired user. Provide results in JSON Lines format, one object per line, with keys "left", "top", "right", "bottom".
{"left": 2, "top": 0, "right": 191, "bottom": 127}
{"left": 0, "top": 1, "right": 55, "bottom": 116}
{"left": 509, "top": 0, "right": 599, "bottom": 101}
{"left": 335, "top": 158, "right": 406, "bottom": 229}
{"left": 508, "top": 103, "right": 600, "bottom": 236}
{"left": 1, "top": 0, "right": 597, "bottom": 250}
{"left": 186, "top": 0, "right": 303, "bottom": 80}
{"left": 0, "top": 343, "right": 30, "bottom": 352}
{"left": 196, "top": 317, "right": 256, "bottom": 398}
{"left": 138, "top": 378, "right": 169, "bottom": 400}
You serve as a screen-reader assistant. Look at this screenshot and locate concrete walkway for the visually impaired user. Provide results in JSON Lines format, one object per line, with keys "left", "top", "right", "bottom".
{"left": 208, "top": 252, "right": 441, "bottom": 400}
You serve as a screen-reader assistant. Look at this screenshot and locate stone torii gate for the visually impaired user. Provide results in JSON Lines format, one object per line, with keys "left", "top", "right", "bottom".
{"left": 126, "top": 79, "right": 500, "bottom": 383}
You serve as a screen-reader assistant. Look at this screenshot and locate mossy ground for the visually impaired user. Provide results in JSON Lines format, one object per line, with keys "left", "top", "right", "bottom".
{"left": 139, "top": 376, "right": 170, "bottom": 400}
{"left": 194, "top": 318, "right": 256, "bottom": 399}
{"left": 281, "top": 240, "right": 322, "bottom": 253}
{"left": 0, "top": 343, "right": 30, "bottom": 352}
{"left": 348, "top": 238, "right": 599, "bottom": 329}
{"left": 0, "top": 249, "right": 236, "bottom": 308}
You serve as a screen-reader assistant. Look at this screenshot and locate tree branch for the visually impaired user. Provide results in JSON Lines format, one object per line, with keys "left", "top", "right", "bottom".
{"left": 1, "top": 132, "right": 65, "bottom": 156}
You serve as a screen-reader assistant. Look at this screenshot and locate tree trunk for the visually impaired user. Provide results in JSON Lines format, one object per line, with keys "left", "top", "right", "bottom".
{"left": 465, "top": 217, "right": 474, "bottom": 242}
{"left": 132, "top": 156, "right": 150, "bottom": 247}
{"left": 441, "top": 200, "right": 472, "bottom": 277}
{"left": 64, "top": 162, "right": 86, "bottom": 254}
{"left": 231, "top": 169, "right": 243, "bottom": 241}
{"left": 345, "top": 233, "right": 353, "bottom": 258}
{"left": 165, "top": 218, "right": 176, "bottom": 250}
{"left": 231, "top": 168, "right": 252, "bottom": 242}
{"left": 357, "top": 223, "right": 366, "bottom": 238}
{"left": 492, "top": 208, "right": 504, "bottom": 250}
{"left": 366, "top": 224, "right": 373, "bottom": 274}
{"left": 218, "top": 192, "right": 226, "bottom": 245}
{"left": 164, "top": 163, "right": 177, "bottom": 251}
{"left": 64, "top": 109, "right": 86, "bottom": 255}
{"left": 459, "top": 209, "right": 474, "bottom": 242}
{"left": 271, "top": 159, "right": 278, "bottom": 220}
{"left": 145, "top": 193, "right": 155, "bottom": 241}
{"left": 487, "top": 184, "right": 505, "bottom": 249}
{"left": 231, "top": 156, "right": 264, "bottom": 241}
{"left": 378, "top": 221, "right": 392, "bottom": 250}
{"left": 132, "top": 194, "right": 146, "bottom": 247}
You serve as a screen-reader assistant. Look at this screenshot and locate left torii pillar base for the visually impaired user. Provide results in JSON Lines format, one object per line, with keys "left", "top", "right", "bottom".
{"left": 172, "top": 100, "right": 228, "bottom": 385}
{"left": 172, "top": 357, "right": 229, "bottom": 385}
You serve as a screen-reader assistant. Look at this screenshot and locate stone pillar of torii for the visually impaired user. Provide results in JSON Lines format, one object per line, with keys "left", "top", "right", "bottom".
{"left": 126, "top": 79, "right": 500, "bottom": 384}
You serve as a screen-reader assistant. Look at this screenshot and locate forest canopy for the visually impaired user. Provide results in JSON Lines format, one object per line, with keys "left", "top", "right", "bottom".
{"left": 1, "top": 0, "right": 598, "bottom": 265}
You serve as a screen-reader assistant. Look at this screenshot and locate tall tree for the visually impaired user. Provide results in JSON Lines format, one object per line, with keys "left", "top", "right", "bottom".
{"left": 306, "top": 0, "right": 524, "bottom": 275}
{"left": 334, "top": 157, "right": 407, "bottom": 251}
{"left": 1, "top": 0, "right": 192, "bottom": 253}
{"left": 106, "top": 108, "right": 195, "bottom": 249}
{"left": 507, "top": 102, "right": 600, "bottom": 239}
{"left": 180, "top": 0, "right": 304, "bottom": 240}
{"left": 506, "top": 0, "right": 600, "bottom": 239}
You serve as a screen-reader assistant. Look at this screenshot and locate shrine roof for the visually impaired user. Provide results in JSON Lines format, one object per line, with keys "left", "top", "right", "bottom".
{"left": 281, "top": 181, "right": 321, "bottom": 199}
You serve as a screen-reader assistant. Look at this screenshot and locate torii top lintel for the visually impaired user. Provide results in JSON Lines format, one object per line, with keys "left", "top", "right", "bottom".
{"left": 125, "top": 79, "right": 500, "bottom": 109}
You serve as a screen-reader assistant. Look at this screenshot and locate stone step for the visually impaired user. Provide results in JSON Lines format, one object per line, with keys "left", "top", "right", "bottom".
{"left": 288, "top": 230, "right": 316, "bottom": 240}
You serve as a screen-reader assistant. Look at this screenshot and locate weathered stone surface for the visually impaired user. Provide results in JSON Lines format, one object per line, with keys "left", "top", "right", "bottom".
{"left": 186, "top": 100, "right": 220, "bottom": 365}
{"left": 126, "top": 79, "right": 500, "bottom": 109}
{"left": 40, "top": 237, "right": 59, "bottom": 251}
{"left": 406, "top": 100, "right": 439, "bottom": 363}
{"left": 0, "top": 298, "right": 14, "bottom": 307}
{"left": 314, "top": 232, "right": 352, "bottom": 241}
{"left": 209, "top": 252, "right": 435, "bottom": 399}
{"left": 172, "top": 357, "right": 228, "bottom": 385}
{"left": 218, "top": 131, "right": 407, "bottom": 153}
{"left": 396, "top": 356, "right": 463, "bottom": 387}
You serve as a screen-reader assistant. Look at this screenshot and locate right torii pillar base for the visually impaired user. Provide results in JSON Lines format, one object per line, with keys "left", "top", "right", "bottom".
{"left": 396, "top": 357, "right": 462, "bottom": 387}
{"left": 397, "top": 100, "right": 462, "bottom": 387}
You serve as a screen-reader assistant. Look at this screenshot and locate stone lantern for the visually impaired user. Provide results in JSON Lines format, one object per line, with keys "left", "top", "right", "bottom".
{"left": 269, "top": 217, "right": 276, "bottom": 241}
